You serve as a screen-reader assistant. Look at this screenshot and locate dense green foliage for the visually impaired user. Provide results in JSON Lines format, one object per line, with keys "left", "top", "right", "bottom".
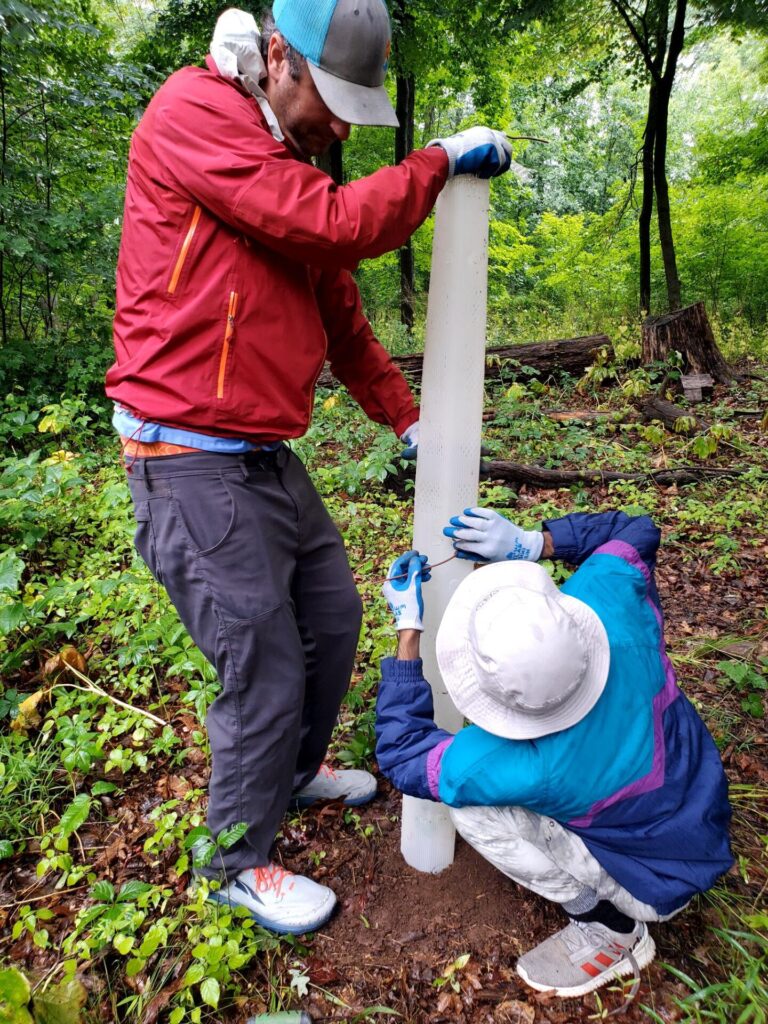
{"left": 0, "top": 0, "right": 151, "bottom": 401}
{"left": 1, "top": 0, "right": 766, "bottom": 403}
{"left": 353, "top": 17, "right": 768, "bottom": 343}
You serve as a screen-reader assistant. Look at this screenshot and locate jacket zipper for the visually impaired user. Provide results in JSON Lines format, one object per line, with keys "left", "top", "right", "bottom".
{"left": 167, "top": 205, "right": 202, "bottom": 295}
{"left": 217, "top": 290, "right": 239, "bottom": 399}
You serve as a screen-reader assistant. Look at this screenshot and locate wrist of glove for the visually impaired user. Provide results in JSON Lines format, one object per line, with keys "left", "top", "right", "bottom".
{"left": 399, "top": 423, "right": 493, "bottom": 467}
{"left": 428, "top": 126, "right": 512, "bottom": 180}
{"left": 443, "top": 508, "right": 544, "bottom": 563}
{"left": 399, "top": 420, "right": 420, "bottom": 460}
{"left": 382, "top": 550, "right": 431, "bottom": 631}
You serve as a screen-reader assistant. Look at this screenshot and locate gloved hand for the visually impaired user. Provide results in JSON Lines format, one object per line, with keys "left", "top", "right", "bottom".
{"left": 443, "top": 508, "right": 544, "bottom": 563}
{"left": 383, "top": 550, "right": 431, "bottom": 631}
{"left": 428, "top": 127, "right": 512, "bottom": 179}
{"left": 399, "top": 422, "right": 492, "bottom": 465}
{"left": 399, "top": 420, "right": 420, "bottom": 460}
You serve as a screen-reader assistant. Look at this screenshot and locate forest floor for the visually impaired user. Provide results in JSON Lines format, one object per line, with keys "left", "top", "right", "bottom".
{"left": 279, "top": 515, "right": 768, "bottom": 1024}
{"left": 1, "top": 361, "right": 767, "bottom": 1023}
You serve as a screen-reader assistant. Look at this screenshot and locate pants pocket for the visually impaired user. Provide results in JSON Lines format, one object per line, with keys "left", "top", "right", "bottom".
{"left": 132, "top": 500, "right": 163, "bottom": 584}
{"left": 169, "top": 473, "right": 237, "bottom": 557}
{"left": 158, "top": 471, "right": 293, "bottom": 623}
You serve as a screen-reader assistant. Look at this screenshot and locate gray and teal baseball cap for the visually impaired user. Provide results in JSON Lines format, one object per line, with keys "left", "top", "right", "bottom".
{"left": 272, "top": 0, "right": 399, "bottom": 128}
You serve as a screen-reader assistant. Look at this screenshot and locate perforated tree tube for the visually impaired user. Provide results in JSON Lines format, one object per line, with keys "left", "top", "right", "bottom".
{"left": 400, "top": 176, "right": 491, "bottom": 873}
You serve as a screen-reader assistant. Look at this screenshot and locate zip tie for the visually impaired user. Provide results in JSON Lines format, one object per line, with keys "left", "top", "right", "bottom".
{"left": 381, "top": 552, "right": 457, "bottom": 583}
{"left": 605, "top": 949, "right": 642, "bottom": 1016}
{"left": 505, "top": 134, "right": 550, "bottom": 144}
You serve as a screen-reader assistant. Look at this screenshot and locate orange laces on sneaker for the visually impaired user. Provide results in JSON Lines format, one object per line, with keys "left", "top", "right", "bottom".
{"left": 252, "top": 864, "right": 296, "bottom": 900}
{"left": 318, "top": 764, "right": 339, "bottom": 780}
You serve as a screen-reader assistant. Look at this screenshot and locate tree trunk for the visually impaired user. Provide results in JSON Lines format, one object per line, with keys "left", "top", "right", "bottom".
{"left": 654, "top": 0, "right": 687, "bottom": 311}
{"left": 612, "top": 0, "right": 684, "bottom": 315}
{"left": 391, "top": 0, "right": 416, "bottom": 331}
{"left": 653, "top": 82, "right": 681, "bottom": 310}
{"left": 39, "top": 80, "right": 55, "bottom": 333}
{"left": 641, "top": 302, "right": 732, "bottom": 383}
{"left": 316, "top": 334, "right": 611, "bottom": 388}
{"left": 639, "top": 83, "right": 657, "bottom": 314}
{"left": 398, "top": 240, "right": 415, "bottom": 331}
{"left": 395, "top": 71, "right": 415, "bottom": 330}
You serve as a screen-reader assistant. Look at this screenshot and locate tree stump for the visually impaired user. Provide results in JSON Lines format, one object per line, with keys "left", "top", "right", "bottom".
{"left": 641, "top": 302, "right": 732, "bottom": 383}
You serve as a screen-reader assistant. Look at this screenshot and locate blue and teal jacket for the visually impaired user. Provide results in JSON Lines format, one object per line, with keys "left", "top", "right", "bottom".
{"left": 375, "top": 512, "right": 732, "bottom": 915}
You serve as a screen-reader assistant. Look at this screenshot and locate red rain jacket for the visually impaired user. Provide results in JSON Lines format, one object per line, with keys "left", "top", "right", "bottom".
{"left": 106, "top": 57, "right": 448, "bottom": 442}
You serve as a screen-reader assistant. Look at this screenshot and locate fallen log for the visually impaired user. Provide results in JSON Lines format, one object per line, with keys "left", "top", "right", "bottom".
{"left": 315, "top": 334, "right": 611, "bottom": 389}
{"left": 544, "top": 409, "right": 638, "bottom": 424}
{"left": 481, "top": 335, "right": 612, "bottom": 380}
{"left": 638, "top": 395, "right": 705, "bottom": 433}
{"left": 481, "top": 408, "right": 637, "bottom": 427}
{"left": 485, "top": 460, "right": 756, "bottom": 488}
{"left": 484, "top": 405, "right": 762, "bottom": 425}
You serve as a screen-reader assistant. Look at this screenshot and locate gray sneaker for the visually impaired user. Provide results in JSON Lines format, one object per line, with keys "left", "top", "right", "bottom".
{"left": 292, "top": 764, "right": 377, "bottom": 808}
{"left": 516, "top": 919, "right": 656, "bottom": 997}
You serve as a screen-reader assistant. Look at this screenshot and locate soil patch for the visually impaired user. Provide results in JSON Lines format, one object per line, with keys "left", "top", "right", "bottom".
{"left": 277, "top": 781, "right": 726, "bottom": 1024}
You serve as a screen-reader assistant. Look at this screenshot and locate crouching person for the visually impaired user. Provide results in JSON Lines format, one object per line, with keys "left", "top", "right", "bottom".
{"left": 375, "top": 510, "right": 732, "bottom": 997}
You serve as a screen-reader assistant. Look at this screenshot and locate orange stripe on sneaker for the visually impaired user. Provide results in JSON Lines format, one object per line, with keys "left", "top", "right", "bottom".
{"left": 581, "top": 962, "right": 602, "bottom": 977}
{"left": 595, "top": 952, "right": 616, "bottom": 967}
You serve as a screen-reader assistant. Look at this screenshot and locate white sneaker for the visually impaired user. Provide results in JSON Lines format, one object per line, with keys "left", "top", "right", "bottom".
{"left": 516, "top": 919, "right": 656, "bottom": 997}
{"left": 209, "top": 862, "right": 337, "bottom": 934}
{"left": 292, "top": 764, "right": 377, "bottom": 808}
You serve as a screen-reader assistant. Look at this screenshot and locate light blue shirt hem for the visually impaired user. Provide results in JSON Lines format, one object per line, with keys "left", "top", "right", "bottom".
{"left": 113, "top": 404, "right": 280, "bottom": 453}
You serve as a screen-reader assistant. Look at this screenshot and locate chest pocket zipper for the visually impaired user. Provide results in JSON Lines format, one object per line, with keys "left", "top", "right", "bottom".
{"left": 217, "top": 290, "right": 239, "bottom": 399}
{"left": 167, "top": 205, "right": 202, "bottom": 295}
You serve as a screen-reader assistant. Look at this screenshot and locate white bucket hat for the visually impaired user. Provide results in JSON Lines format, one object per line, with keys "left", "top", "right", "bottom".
{"left": 435, "top": 561, "right": 610, "bottom": 740}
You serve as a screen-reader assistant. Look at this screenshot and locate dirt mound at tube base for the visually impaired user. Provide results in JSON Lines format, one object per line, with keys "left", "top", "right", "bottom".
{"left": 277, "top": 781, "right": 719, "bottom": 1024}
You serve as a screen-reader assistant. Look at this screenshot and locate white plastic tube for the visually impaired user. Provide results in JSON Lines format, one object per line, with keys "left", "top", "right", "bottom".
{"left": 400, "top": 176, "right": 490, "bottom": 873}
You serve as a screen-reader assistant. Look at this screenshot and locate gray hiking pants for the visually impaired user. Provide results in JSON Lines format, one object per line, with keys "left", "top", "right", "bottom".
{"left": 126, "top": 446, "right": 362, "bottom": 877}
{"left": 451, "top": 805, "right": 680, "bottom": 923}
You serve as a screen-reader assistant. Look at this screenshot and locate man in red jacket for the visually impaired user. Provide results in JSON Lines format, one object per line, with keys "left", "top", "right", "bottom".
{"left": 106, "top": 0, "right": 511, "bottom": 933}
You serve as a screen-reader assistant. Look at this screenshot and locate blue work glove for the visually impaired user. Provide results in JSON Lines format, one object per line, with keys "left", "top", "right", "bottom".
{"left": 428, "top": 127, "right": 512, "bottom": 179}
{"left": 399, "top": 420, "right": 420, "bottom": 460}
{"left": 382, "top": 550, "right": 431, "bottom": 631}
{"left": 443, "top": 508, "right": 544, "bottom": 563}
{"left": 399, "top": 421, "right": 492, "bottom": 465}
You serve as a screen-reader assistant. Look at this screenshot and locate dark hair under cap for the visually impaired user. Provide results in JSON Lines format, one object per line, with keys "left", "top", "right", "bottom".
{"left": 259, "top": 9, "right": 305, "bottom": 80}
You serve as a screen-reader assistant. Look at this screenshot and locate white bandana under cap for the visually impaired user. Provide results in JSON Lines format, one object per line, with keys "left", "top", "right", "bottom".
{"left": 210, "top": 8, "right": 284, "bottom": 142}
